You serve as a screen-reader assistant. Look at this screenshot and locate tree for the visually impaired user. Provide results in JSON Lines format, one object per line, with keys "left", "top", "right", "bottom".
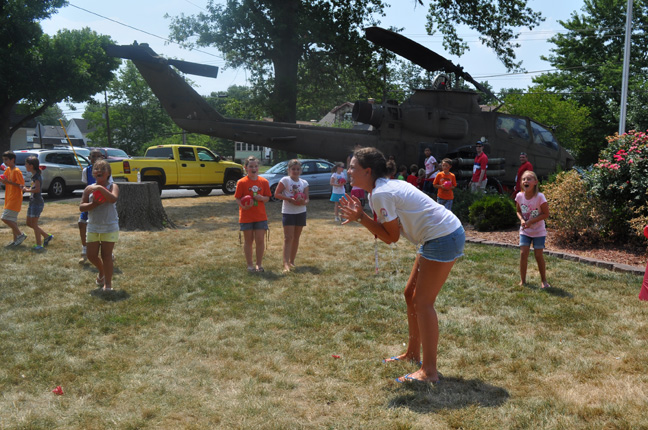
{"left": 84, "top": 61, "right": 176, "bottom": 155}
{"left": 167, "top": 0, "right": 387, "bottom": 125}
{"left": 35, "top": 105, "right": 66, "bottom": 126}
{"left": 0, "top": 1, "right": 120, "bottom": 153}
{"left": 533, "top": 0, "right": 648, "bottom": 164}
{"left": 502, "top": 85, "right": 593, "bottom": 162}
{"left": 421, "top": 0, "right": 545, "bottom": 71}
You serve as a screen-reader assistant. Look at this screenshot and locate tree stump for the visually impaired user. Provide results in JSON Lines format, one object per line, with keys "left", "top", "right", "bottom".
{"left": 115, "top": 182, "right": 176, "bottom": 230}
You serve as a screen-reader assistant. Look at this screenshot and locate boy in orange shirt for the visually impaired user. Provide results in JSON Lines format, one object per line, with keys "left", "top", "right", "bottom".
{"left": 1, "top": 151, "right": 26, "bottom": 247}
{"left": 235, "top": 156, "right": 271, "bottom": 272}
{"left": 433, "top": 158, "right": 457, "bottom": 211}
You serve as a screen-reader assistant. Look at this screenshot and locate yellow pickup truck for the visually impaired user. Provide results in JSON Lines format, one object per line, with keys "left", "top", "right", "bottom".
{"left": 109, "top": 145, "right": 244, "bottom": 196}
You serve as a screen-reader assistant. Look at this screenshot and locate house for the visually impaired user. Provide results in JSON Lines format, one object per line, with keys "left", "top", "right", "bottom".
{"left": 30, "top": 124, "right": 85, "bottom": 148}
{"left": 318, "top": 102, "right": 355, "bottom": 126}
{"left": 66, "top": 118, "right": 95, "bottom": 146}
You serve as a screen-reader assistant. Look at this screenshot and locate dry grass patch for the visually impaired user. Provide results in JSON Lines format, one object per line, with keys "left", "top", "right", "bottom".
{"left": 0, "top": 194, "right": 647, "bottom": 429}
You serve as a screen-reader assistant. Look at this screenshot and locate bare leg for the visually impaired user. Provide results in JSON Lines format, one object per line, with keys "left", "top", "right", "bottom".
{"left": 2, "top": 219, "right": 22, "bottom": 241}
{"left": 289, "top": 225, "right": 303, "bottom": 267}
{"left": 385, "top": 255, "right": 422, "bottom": 363}
{"left": 397, "top": 258, "right": 455, "bottom": 383}
{"left": 519, "top": 246, "right": 530, "bottom": 285}
{"left": 534, "top": 248, "right": 547, "bottom": 283}
{"left": 27, "top": 216, "right": 47, "bottom": 246}
{"left": 86, "top": 242, "right": 103, "bottom": 281}
{"left": 243, "top": 230, "right": 255, "bottom": 270}
{"left": 78, "top": 222, "right": 87, "bottom": 247}
{"left": 254, "top": 229, "right": 266, "bottom": 270}
{"left": 283, "top": 225, "right": 295, "bottom": 271}
{"left": 100, "top": 242, "right": 115, "bottom": 290}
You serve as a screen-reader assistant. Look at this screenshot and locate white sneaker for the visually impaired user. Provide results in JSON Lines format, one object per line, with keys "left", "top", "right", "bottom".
{"left": 335, "top": 216, "right": 340, "bottom": 222}
{"left": 13, "top": 233, "right": 27, "bottom": 246}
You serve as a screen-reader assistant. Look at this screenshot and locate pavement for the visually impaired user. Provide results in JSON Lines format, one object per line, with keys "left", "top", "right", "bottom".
{"left": 465, "top": 236, "right": 645, "bottom": 276}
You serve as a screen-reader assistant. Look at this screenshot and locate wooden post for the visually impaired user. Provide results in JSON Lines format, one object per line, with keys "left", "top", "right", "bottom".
{"left": 115, "top": 182, "right": 176, "bottom": 230}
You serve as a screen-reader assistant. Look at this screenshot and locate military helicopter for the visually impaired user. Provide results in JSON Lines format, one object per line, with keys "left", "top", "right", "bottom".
{"left": 105, "top": 27, "right": 574, "bottom": 192}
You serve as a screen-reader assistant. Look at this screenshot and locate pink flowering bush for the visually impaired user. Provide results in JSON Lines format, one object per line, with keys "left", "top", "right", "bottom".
{"left": 589, "top": 130, "right": 648, "bottom": 241}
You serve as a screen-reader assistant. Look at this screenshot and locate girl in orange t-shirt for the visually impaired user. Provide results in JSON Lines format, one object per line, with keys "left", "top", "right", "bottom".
{"left": 433, "top": 159, "right": 457, "bottom": 211}
{"left": 235, "top": 156, "right": 271, "bottom": 272}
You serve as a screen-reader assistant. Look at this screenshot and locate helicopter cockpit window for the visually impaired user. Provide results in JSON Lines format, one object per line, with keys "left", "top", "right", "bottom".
{"left": 530, "top": 122, "right": 559, "bottom": 151}
{"left": 496, "top": 115, "right": 530, "bottom": 141}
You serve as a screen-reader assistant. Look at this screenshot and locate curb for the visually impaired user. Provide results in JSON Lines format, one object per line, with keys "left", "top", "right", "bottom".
{"left": 465, "top": 237, "right": 645, "bottom": 276}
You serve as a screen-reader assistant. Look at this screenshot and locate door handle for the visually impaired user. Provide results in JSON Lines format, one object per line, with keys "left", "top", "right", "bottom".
{"left": 201, "top": 164, "right": 205, "bottom": 167}
{"left": 181, "top": 163, "right": 187, "bottom": 167}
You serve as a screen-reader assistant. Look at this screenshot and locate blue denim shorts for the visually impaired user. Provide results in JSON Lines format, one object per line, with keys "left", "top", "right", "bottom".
{"left": 520, "top": 234, "right": 545, "bottom": 249}
{"left": 282, "top": 212, "right": 307, "bottom": 226}
{"left": 240, "top": 220, "right": 269, "bottom": 231}
{"left": 418, "top": 226, "right": 465, "bottom": 262}
{"left": 437, "top": 198, "right": 453, "bottom": 211}
{"left": 27, "top": 201, "right": 44, "bottom": 218}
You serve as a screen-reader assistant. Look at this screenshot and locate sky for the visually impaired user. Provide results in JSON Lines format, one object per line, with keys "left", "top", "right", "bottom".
{"left": 41, "top": 0, "right": 587, "bottom": 118}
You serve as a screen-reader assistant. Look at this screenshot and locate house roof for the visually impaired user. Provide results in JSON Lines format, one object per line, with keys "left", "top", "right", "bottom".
{"left": 68, "top": 118, "right": 93, "bottom": 134}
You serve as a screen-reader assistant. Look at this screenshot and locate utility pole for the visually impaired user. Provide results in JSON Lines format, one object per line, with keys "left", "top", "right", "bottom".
{"left": 619, "top": 0, "right": 633, "bottom": 135}
{"left": 104, "top": 90, "right": 112, "bottom": 146}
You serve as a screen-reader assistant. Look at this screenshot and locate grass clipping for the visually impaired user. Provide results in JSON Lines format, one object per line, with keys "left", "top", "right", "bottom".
{"left": 0, "top": 195, "right": 647, "bottom": 429}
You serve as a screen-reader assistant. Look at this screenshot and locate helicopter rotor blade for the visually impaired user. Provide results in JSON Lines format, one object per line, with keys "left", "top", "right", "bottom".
{"left": 364, "top": 27, "right": 500, "bottom": 102}
{"left": 105, "top": 44, "right": 219, "bottom": 78}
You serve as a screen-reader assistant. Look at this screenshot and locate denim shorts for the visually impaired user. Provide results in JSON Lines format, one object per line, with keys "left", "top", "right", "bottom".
{"left": 79, "top": 211, "right": 89, "bottom": 223}
{"left": 27, "top": 201, "right": 44, "bottom": 218}
{"left": 520, "top": 234, "right": 545, "bottom": 249}
{"left": 437, "top": 198, "right": 453, "bottom": 211}
{"left": 418, "top": 226, "right": 465, "bottom": 262}
{"left": 282, "top": 212, "right": 307, "bottom": 226}
{"left": 240, "top": 220, "right": 269, "bottom": 231}
{"left": 330, "top": 193, "right": 345, "bottom": 202}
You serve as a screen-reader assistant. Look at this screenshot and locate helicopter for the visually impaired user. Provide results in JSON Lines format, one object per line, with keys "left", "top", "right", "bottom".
{"left": 105, "top": 27, "right": 574, "bottom": 192}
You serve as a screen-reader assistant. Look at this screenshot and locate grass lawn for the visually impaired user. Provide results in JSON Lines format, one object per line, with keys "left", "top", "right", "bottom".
{"left": 1, "top": 194, "right": 646, "bottom": 429}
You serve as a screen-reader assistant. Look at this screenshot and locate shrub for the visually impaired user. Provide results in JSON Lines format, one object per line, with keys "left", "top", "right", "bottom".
{"left": 452, "top": 188, "right": 487, "bottom": 224}
{"left": 588, "top": 129, "right": 648, "bottom": 242}
{"left": 542, "top": 170, "right": 608, "bottom": 246}
{"left": 468, "top": 194, "right": 517, "bottom": 231}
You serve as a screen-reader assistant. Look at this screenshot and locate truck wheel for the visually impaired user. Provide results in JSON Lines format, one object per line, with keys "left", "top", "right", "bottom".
{"left": 194, "top": 188, "right": 213, "bottom": 196}
{"left": 48, "top": 178, "right": 66, "bottom": 198}
{"left": 222, "top": 175, "right": 238, "bottom": 195}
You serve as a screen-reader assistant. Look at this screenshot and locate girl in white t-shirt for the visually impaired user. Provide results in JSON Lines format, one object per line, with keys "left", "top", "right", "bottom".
{"left": 330, "top": 162, "right": 347, "bottom": 222}
{"left": 515, "top": 170, "right": 551, "bottom": 289}
{"left": 340, "top": 147, "right": 465, "bottom": 385}
{"left": 274, "top": 159, "right": 309, "bottom": 273}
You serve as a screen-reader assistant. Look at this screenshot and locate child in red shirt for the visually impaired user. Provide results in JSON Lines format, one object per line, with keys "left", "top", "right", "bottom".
{"left": 433, "top": 158, "right": 457, "bottom": 210}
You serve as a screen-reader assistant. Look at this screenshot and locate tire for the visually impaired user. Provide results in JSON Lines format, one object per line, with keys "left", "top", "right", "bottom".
{"left": 194, "top": 188, "right": 213, "bottom": 196}
{"left": 48, "top": 178, "right": 66, "bottom": 198}
{"left": 269, "top": 184, "right": 278, "bottom": 202}
{"left": 222, "top": 175, "right": 238, "bottom": 195}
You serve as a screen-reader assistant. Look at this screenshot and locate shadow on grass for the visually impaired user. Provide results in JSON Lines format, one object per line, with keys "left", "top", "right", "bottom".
{"left": 388, "top": 375, "right": 510, "bottom": 412}
{"left": 523, "top": 283, "right": 573, "bottom": 298}
{"left": 90, "top": 288, "right": 130, "bottom": 302}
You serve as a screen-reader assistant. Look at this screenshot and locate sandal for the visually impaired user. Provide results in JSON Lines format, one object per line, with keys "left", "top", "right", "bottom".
{"left": 541, "top": 281, "right": 552, "bottom": 289}
{"left": 96, "top": 275, "right": 105, "bottom": 286}
{"left": 256, "top": 267, "right": 265, "bottom": 273}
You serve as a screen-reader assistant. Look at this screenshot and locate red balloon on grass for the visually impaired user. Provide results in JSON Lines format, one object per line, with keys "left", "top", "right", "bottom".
{"left": 643, "top": 225, "right": 648, "bottom": 239}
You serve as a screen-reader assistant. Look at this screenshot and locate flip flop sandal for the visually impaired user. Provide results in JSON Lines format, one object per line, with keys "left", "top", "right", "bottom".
{"left": 96, "top": 276, "right": 105, "bottom": 286}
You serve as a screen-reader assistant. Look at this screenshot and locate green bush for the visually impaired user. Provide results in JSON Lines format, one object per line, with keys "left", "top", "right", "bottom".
{"left": 468, "top": 194, "right": 518, "bottom": 231}
{"left": 452, "top": 188, "right": 487, "bottom": 223}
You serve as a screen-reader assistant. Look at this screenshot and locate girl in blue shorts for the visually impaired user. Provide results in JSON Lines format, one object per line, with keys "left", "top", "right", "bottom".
{"left": 329, "top": 162, "right": 346, "bottom": 222}
{"left": 515, "top": 170, "right": 551, "bottom": 289}
{"left": 22, "top": 156, "right": 53, "bottom": 251}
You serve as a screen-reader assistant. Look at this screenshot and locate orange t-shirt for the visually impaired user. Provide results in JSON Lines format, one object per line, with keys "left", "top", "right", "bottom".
{"left": 3, "top": 166, "right": 25, "bottom": 212}
{"left": 433, "top": 171, "right": 456, "bottom": 201}
{"left": 234, "top": 176, "right": 271, "bottom": 223}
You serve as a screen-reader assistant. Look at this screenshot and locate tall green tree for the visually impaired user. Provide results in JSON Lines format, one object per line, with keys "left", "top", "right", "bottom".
{"left": 167, "top": 0, "right": 387, "bottom": 125}
{"left": 421, "top": 0, "right": 545, "bottom": 71}
{"left": 502, "top": 85, "right": 593, "bottom": 161}
{"left": 0, "top": 1, "right": 119, "bottom": 153}
{"left": 84, "top": 61, "right": 176, "bottom": 155}
{"left": 533, "top": 0, "right": 648, "bottom": 164}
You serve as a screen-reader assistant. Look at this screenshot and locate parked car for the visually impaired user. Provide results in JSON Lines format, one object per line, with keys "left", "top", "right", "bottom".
{"left": 260, "top": 159, "right": 336, "bottom": 201}
{"left": 14, "top": 149, "right": 90, "bottom": 198}
{"left": 92, "top": 147, "right": 131, "bottom": 161}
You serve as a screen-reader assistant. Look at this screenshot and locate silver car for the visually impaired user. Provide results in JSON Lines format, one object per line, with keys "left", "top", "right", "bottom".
{"left": 14, "top": 149, "right": 90, "bottom": 198}
{"left": 260, "top": 159, "right": 336, "bottom": 202}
